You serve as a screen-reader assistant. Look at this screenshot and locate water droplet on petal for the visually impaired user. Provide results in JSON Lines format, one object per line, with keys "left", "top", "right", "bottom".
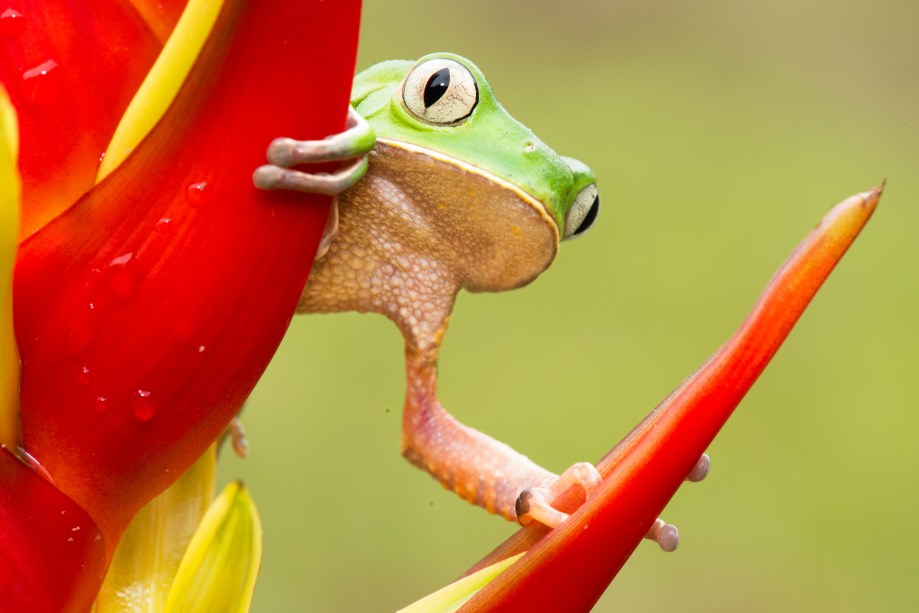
{"left": 185, "top": 181, "right": 208, "bottom": 206}
{"left": 21, "top": 59, "right": 60, "bottom": 106}
{"left": 94, "top": 396, "right": 108, "bottom": 412}
{"left": 66, "top": 302, "right": 97, "bottom": 355}
{"left": 132, "top": 390, "right": 156, "bottom": 422}
{"left": 154, "top": 217, "right": 174, "bottom": 232}
{"left": 197, "top": 345, "right": 206, "bottom": 353}
{"left": 0, "top": 8, "right": 25, "bottom": 36}
{"left": 108, "top": 252, "right": 138, "bottom": 300}
{"left": 78, "top": 366, "right": 91, "bottom": 386}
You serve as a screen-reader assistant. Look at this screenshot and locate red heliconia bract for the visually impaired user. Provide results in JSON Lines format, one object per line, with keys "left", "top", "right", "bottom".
{"left": 0, "top": 0, "right": 176, "bottom": 240}
{"left": 14, "top": 0, "right": 362, "bottom": 560}
{"left": 0, "top": 449, "right": 106, "bottom": 613}
{"left": 122, "top": 0, "right": 188, "bottom": 44}
{"left": 461, "top": 188, "right": 880, "bottom": 612}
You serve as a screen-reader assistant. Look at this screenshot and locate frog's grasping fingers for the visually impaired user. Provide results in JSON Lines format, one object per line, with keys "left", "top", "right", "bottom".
{"left": 252, "top": 107, "right": 373, "bottom": 196}
{"left": 253, "top": 54, "right": 711, "bottom": 551}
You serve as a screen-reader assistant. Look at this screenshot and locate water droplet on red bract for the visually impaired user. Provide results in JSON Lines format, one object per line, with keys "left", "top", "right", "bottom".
{"left": 78, "top": 366, "right": 91, "bottom": 385}
{"left": 185, "top": 181, "right": 208, "bottom": 206}
{"left": 108, "top": 252, "right": 138, "bottom": 300}
{"left": 0, "top": 8, "right": 24, "bottom": 36}
{"left": 94, "top": 396, "right": 108, "bottom": 412}
{"left": 21, "top": 59, "right": 59, "bottom": 105}
{"left": 132, "top": 390, "right": 156, "bottom": 422}
{"left": 154, "top": 217, "right": 174, "bottom": 232}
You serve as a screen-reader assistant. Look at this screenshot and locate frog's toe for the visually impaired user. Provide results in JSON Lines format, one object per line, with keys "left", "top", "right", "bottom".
{"left": 252, "top": 155, "right": 368, "bottom": 195}
{"left": 515, "top": 461, "right": 602, "bottom": 528}
{"left": 264, "top": 106, "right": 375, "bottom": 166}
{"left": 645, "top": 518, "right": 679, "bottom": 552}
{"left": 687, "top": 453, "right": 711, "bottom": 483}
{"left": 229, "top": 417, "right": 249, "bottom": 459}
{"left": 515, "top": 487, "right": 569, "bottom": 528}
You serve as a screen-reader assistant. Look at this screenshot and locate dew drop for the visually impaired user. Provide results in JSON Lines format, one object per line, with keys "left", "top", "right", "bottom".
{"left": 132, "top": 390, "right": 156, "bottom": 422}
{"left": 21, "top": 59, "right": 59, "bottom": 106}
{"left": 197, "top": 345, "right": 206, "bottom": 353}
{"left": 108, "top": 252, "right": 138, "bottom": 300}
{"left": 185, "top": 181, "right": 208, "bottom": 206}
{"left": 0, "top": 8, "right": 24, "bottom": 36}
{"left": 154, "top": 217, "right": 174, "bottom": 232}
{"left": 78, "top": 366, "right": 91, "bottom": 386}
{"left": 94, "top": 396, "right": 108, "bottom": 412}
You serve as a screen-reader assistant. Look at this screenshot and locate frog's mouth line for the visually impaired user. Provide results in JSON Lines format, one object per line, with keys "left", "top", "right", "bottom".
{"left": 378, "top": 137, "right": 561, "bottom": 249}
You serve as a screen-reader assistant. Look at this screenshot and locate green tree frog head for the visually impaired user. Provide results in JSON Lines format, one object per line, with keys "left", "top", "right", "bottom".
{"left": 352, "top": 52, "right": 600, "bottom": 243}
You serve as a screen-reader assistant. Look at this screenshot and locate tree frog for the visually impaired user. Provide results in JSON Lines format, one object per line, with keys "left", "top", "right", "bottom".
{"left": 254, "top": 53, "right": 705, "bottom": 549}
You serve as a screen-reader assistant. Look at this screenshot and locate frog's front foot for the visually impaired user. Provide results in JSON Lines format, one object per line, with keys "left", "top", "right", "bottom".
{"left": 252, "top": 106, "right": 375, "bottom": 196}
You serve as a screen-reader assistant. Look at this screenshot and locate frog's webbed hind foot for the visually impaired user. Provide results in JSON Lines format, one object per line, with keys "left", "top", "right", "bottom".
{"left": 516, "top": 452, "right": 712, "bottom": 553}
{"left": 252, "top": 106, "right": 375, "bottom": 196}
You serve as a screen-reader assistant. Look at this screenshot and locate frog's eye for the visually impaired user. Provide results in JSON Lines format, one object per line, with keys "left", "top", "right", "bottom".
{"left": 564, "top": 184, "right": 599, "bottom": 239}
{"left": 401, "top": 59, "right": 478, "bottom": 125}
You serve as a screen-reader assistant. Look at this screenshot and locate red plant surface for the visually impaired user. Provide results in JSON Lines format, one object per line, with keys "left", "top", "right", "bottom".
{"left": 2, "top": 0, "right": 362, "bottom": 608}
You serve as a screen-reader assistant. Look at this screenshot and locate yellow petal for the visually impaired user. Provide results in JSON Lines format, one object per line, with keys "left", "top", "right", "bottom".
{"left": 0, "top": 85, "right": 20, "bottom": 450}
{"left": 95, "top": 445, "right": 217, "bottom": 612}
{"left": 96, "top": 0, "right": 225, "bottom": 183}
{"left": 397, "top": 553, "right": 524, "bottom": 613}
{"left": 164, "top": 480, "right": 263, "bottom": 613}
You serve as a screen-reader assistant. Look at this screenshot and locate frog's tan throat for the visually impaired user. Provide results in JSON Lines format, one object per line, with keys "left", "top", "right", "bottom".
{"left": 299, "top": 139, "right": 560, "bottom": 345}
{"left": 297, "top": 139, "right": 567, "bottom": 522}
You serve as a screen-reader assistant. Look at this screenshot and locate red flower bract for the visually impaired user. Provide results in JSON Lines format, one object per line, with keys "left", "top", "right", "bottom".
{"left": 0, "top": 449, "right": 105, "bottom": 613}
{"left": 0, "top": 0, "right": 164, "bottom": 240}
{"left": 460, "top": 187, "right": 880, "bottom": 611}
{"left": 12, "top": 0, "right": 362, "bottom": 562}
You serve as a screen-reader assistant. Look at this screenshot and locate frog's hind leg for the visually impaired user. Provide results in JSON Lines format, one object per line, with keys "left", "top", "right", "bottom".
{"left": 401, "top": 335, "right": 604, "bottom": 528}
{"left": 406, "top": 354, "right": 714, "bottom": 549}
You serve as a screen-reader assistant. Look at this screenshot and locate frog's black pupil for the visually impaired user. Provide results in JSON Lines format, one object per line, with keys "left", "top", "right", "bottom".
{"left": 574, "top": 195, "right": 600, "bottom": 236}
{"left": 424, "top": 68, "right": 451, "bottom": 108}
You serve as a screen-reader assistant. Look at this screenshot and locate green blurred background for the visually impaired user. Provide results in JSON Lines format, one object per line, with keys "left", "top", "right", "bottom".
{"left": 218, "top": 1, "right": 918, "bottom": 610}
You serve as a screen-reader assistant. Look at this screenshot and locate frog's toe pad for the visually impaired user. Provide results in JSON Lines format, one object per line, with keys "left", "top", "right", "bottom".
{"left": 687, "top": 453, "right": 711, "bottom": 483}
{"left": 515, "top": 487, "right": 569, "bottom": 528}
{"left": 515, "top": 462, "right": 602, "bottom": 528}
{"left": 645, "top": 518, "right": 679, "bottom": 552}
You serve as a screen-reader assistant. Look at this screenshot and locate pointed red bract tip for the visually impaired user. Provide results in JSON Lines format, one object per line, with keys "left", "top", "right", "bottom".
{"left": 462, "top": 186, "right": 880, "bottom": 611}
